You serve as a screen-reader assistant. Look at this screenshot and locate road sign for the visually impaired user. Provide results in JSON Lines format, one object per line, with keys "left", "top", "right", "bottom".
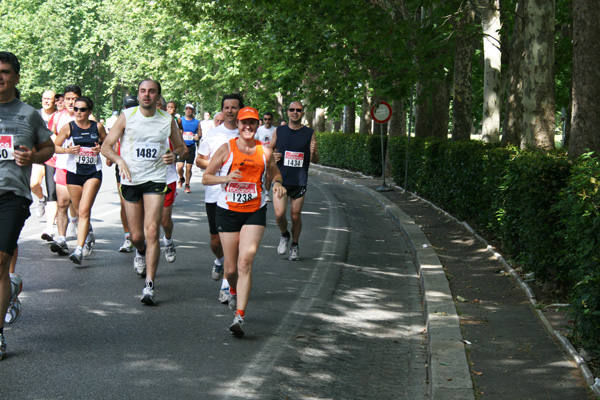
{"left": 371, "top": 101, "right": 392, "bottom": 124}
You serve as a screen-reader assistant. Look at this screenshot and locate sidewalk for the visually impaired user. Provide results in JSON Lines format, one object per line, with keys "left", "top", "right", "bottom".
{"left": 311, "top": 165, "right": 595, "bottom": 400}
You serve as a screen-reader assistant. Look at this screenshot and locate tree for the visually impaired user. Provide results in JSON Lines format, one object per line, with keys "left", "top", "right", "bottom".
{"left": 478, "top": 0, "right": 502, "bottom": 143}
{"left": 568, "top": 0, "right": 600, "bottom": 157}
{"left": 521, "top": 0, "right": 556, "bottom": 150}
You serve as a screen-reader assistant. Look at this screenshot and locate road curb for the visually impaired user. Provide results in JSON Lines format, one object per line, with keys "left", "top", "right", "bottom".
{"left": 311, "top": 167, "right": 475, "bottom": 400}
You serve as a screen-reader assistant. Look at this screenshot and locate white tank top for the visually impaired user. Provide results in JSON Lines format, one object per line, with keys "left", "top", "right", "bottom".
{"left": 119, "top": 107, "right": 171, "bottom": 186}
{"left": 54, "top": 110, "right": 75, "bottom": 169}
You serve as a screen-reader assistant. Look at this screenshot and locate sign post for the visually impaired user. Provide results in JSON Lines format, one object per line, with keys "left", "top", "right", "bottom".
{"left": 371, "top": 101, "right": 393, "bottom": 192}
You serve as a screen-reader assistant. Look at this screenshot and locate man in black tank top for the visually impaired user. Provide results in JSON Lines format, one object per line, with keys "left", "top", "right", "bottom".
{"left": 269, "top": 101, "right": 319, "bottom": 261}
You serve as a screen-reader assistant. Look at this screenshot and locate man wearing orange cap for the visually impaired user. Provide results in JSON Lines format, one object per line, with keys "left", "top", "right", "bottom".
{"left": 203, "top": 106, "right": 285, "bottom": 337}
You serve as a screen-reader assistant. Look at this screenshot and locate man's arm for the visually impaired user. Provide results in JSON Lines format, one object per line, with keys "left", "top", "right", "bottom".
{"left": 310, "top": 132, "right": 319, "bottom": 164}
{"left": 195, "top": 154, "right": 209, "bottom": 169}
{"left": 169, "top": 118, "right": 188, "bottom": 160}
{"left": 101, "top": 114, "right": 131, "bottom": 181}
{"left": 14, "top": 138, "right": 54, "bottom": 167}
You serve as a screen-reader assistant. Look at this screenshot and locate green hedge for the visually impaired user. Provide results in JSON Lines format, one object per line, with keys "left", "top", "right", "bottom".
{"left": 315, "top": 132, "right": 385, "bottom": 175}
{"left": 316, "top": 132, "right": 600, "bottom": 353}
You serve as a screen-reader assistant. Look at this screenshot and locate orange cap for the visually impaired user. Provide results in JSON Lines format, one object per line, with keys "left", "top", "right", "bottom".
{"left": 237, "top": 107, "right": 259, "bottom": 121}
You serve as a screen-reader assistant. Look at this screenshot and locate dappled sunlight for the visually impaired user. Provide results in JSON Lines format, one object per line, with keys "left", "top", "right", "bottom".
{"left": 124, "top": 357, "right": 182, "bottom": 372}
{"left": 340, "top": 263, "right": 414, "bottom": 278}
{"left": 317, "top": 226, "right": 350, "bottom": 232}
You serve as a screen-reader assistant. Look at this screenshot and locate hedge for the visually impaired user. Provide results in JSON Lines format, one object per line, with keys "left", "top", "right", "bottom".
{"left": 316, "top": 132, "right": 600, "bottom": 353}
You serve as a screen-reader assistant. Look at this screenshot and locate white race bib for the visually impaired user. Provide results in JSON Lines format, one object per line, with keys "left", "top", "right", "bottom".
{"left": 77, "top": 147, "right": 98, "bottom": 165}
{"left": 133, "top": 142, "right": 160, "bottom": 161}
{"left": 283, "top": 151, "right": 304, "bottom": 168}
{"left": 183, "top": 132, "right": 194, "bottom": 141}
{"left": 226, "top": 182, "right": 258, "bottom": 203}
{"left": 0, "top": 135, "right": 15, "bottom": 161}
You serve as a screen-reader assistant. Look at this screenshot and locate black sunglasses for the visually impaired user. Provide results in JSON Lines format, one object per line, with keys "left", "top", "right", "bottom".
{"left": 288, "top": 108, "right": 303, "bottom": 112}
{"left": 73, "top": 107, "right": 88, "bottom": 112}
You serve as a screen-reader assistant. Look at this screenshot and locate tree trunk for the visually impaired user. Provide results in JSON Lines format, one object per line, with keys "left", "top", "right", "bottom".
{"left": 521, "top": 0, "right": 556, "bottom": 150}
{"left": 452, "top": 4, "right": 476, "bottom": 141}
{"left": 501, "top": 1, "right": 524, "bottom": 146}
{"left": 344, "top": 104, "right": 356, "bottom": 133}
{"left": 388, "top": 99, "right": 406, "bottom": 138}
{"left": 314, "top": 107, "right": 326, "bottom": 132}
{"left": 479, "top": 0, "right": 502, "bottom": 143}
{"left": 569, "top": 0, "right": 600, "bottom": 157}
{"left": 415, "top": 77, "right": 450, "bottom": 139}
{"left": 359, "top": 90, "right": 373, "bottom": 135}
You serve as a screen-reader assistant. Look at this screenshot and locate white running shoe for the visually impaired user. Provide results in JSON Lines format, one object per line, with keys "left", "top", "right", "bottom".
{"left": 219, "top": 287, "right": 230, "bottom": 304}
{"left": 277, "top": 234, "right": 290, "bottom": 255}
{"left": 165, "top": 242, "right": 176, "bottom": 263}
{"left": 119, "top": 237, "right": 134, "bottom": 253}
{"left": 134, "top": 251, "right": 146, "bottom": 277}
{"left": 141, "top": 280, "right": 156, "bottom": 305}
{"left": 36, "top": 196, "right": 47, "bottom": 218}
{"left": 212, "top": 260, "right": 223, "bottom": 281}
{"left": 5, "top": 298, "right": 20, "bottom": 324}
{"left": 289, "top": 244, "right": 300, "bottom": 261}
{"left": 83, "top": 231, "right": 95, "bottom": 257}
{"left": 66, "top": 220, "right": 78, "bottom": 240}
{"left": 69, "top": 248, "right": 83, "bottom": 265}
{"left": 228, "top": 294, "right": 237, "bottom": 311}
{"left": 229, "top": 314, "right": 245, "bottom": 338}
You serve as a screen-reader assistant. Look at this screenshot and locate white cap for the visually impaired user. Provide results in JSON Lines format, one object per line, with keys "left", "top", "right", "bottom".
{"left": 185, "top": 103, "right": 194, "bottom": 109}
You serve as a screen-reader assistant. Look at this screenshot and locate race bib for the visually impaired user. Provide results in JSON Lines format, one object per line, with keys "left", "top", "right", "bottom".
{"left": 283, "top": 151, "right": 304, "bottom": 168}
{"left": 226, "top": 182, "right": 258, "bottom": 203}
{"left": 77, "top": 147, "right": 98, "bottom": 165}
{"left": 0, "top": 135, "right": 15, "bottom": 161}
{"left": 133, "top": 142, "right": 160, "bottom": 161}
{"left": 182, "top": 132, "right": 194, "bottom": 141}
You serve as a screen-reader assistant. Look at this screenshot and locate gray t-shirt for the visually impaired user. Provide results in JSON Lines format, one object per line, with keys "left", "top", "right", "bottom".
{"left": 0, "top": 99, "right": 53, "bottom": 201}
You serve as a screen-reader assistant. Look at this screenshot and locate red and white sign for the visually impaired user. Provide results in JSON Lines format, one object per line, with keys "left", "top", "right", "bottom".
{"left": 371, "top": 101, "right": 392, "bottom": 124}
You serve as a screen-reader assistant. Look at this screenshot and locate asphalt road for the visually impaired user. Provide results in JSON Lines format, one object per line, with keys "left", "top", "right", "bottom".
{"left": 2, "top": 163, "right": 427, "bottom": 399}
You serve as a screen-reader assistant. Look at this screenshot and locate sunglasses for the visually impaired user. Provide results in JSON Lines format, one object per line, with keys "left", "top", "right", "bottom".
{"left": 73, "top": 107, "right": 88, "bottom": 112}
{"left": 288, "top": 108, "right": 303, "bottom": 112}
{"left": 263, "top": 118, "right": 272, "bottom": 121}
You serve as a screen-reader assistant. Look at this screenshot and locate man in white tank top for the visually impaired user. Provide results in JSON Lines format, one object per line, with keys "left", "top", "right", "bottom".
{"left": 101, "top": 79, "right": 188, "bottom": 306}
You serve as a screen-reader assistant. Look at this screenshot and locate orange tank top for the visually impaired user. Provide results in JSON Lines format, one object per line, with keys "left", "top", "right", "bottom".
{"left": 217, "top": 138, "right": 267, "bottom": 212}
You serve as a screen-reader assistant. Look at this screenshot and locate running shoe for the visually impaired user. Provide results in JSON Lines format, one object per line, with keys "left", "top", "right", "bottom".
{"left": 5, "top": 298, "right": 20, "bottom": 324}
{"left": 36, "top": 195, "right": 47, "bottom": 218}
{"left": 0, "top": 333, "right": 6, "bottom": 360}
{"left": 50, "top": 239, "right": 69, "bottom": 256}
{"left": 228, "top": 294, "right": 237, "bottom": 311}
{"left": 184, "top": 184, "right": 191, "bottom": 193}
{"left": 289, "top": 244, "right": 300, "bottom": 261}
{"left": 212, "top": 260, "right": 223, "bottom": 281}
{"left": 219, "top": 287, "right": 230, "bottom": 304}
{"left": 5, "top": 274, "right": 22, "bottom": 324}
{"left": 134, "top": 250, "right": 146, "bottom": 277}
{"left": 41, "top": 230, "right": 54, "bottom": 241}
{"left": 277, "top": 234, "right": 290, "bottom": 255}
{"left": 177, "top": 177, "right": 185, "bottom": 188}
{"left": 66, "top": 220, "right": 78, "bottom": 240}
{"left": 119, "top": 237, "right": 134, "bottom": 253}
{"left": 165, "top": 242, "right": 176, "bottom": 263}
{"left": 69, "top": 248, "right": 83, "bottom": 265}
{"left": 83, "top": 231, "right": 95, "bottom": 257}
{"left": 229, "top": 314, "right": 245, "bottom": 338}
{"left": 141, "top": 280, "right": 156, "bottom": 305}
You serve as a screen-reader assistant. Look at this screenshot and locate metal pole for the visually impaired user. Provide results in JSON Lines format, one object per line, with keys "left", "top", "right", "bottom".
{"left": 404, "top": 86, "right": 414, "bottom": 192}
{"left": 376, "top": 120, "right": 393, "bottom": 192}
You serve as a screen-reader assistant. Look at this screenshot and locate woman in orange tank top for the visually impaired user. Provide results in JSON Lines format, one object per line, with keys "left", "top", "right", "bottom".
{"left": 203, "top": 107, "right": 286, "bottom": 338}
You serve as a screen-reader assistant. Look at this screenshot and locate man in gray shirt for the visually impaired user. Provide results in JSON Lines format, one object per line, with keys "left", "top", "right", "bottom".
{"left": 0, "top": 52, "right": 54, "bottom": 360}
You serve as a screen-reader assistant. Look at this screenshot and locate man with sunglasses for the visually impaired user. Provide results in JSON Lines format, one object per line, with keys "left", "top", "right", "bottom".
{"left": 0, "top": 52, "right": 55, "bottom": 359}
{"left": 270, "top": 101, "right": 319, "bottom": 261}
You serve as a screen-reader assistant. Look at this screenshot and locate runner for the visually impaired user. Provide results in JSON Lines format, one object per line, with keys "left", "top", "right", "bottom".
{"left": 158, "top": 97, "right": 177, "bottom": 263}
{"left": 54, "top": 96, "right": 106, "bottom": 265}
{"left": 41, "top": 92, "right": 61, "bottom": 241}
{"left": 0, "top": 52, "right": 54, "bottom": 359}
{"left": 269, "top": 101, "right": 319, "bottom": 261}
{"left": 213, "top": 112, "right": 224, "bottom": 127}
{"left": 197, "top": 94, "right": 243, "bottom": 304}
{"left": 32, "top": 90, "right": 57, "bottom": 218}
{"left": 101, "top": 79, "right": 187, "bottom": 305}
{"left": 202, "top": 106, "right": 285, "bottom": 337}
{"left": 200, "top": 111, "right": 214, "bottom": 136}
{"left": 177, "top": 103, "right": 200, "bottom": 193}
{"left": 255, "top": 112, "right": 276, "bottom": 202}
